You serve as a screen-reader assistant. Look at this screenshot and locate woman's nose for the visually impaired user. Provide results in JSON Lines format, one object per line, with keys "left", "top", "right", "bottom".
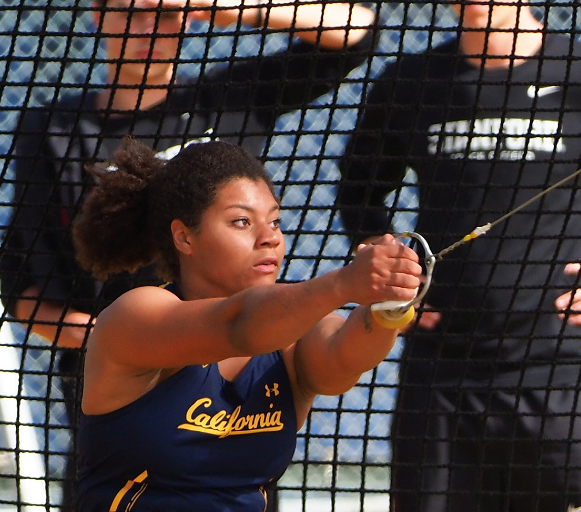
{"left": 257, "top": 225, "right": 281, "bottom": 247}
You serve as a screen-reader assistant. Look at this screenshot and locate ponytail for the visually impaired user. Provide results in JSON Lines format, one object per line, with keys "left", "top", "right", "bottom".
{"left": 72, "top": 137, "right": 163, "bottom": 280}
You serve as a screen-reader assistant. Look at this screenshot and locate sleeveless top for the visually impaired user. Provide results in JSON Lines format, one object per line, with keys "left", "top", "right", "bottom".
{"left": 76, "top": 289, "right": 298, "bottom": 511}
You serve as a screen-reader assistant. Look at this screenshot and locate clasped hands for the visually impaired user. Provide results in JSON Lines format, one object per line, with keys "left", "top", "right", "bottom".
{"left": 358, "top": 238, "right": 581, "bottom": 331}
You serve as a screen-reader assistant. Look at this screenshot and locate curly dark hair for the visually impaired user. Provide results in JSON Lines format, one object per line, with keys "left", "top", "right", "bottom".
{"left": 72, "top": 137, "right": 277, "bottom": 282}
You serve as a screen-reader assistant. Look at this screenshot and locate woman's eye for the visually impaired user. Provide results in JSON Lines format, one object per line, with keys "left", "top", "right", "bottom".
{"left": 233, "top": 218, "right": 249, "bottom": 228}
{"left": 271, "top": 218, "right": 281, "bottom": 229}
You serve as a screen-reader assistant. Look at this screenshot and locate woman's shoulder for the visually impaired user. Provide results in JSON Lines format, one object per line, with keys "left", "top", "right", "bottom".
{"left": 106, "top": 284, "right": 179, "bottom": 310}
{"left": 93, "top": 286, "right": 180, "bottom": 337}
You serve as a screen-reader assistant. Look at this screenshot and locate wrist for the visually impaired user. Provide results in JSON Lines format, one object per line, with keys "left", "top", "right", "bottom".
{"left": 328, "top": 267, "right": 353, "bottom": 307}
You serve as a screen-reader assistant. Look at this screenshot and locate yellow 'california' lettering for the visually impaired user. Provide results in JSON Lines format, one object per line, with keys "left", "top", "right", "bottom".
{"left": 248, "top": 415, "right": 259, "bottom": 429}
{"left": 178, "top": 398, "right": 284, "bottom": 437}
{"left": 209, "top": 409, "right": 227, "bottom": 429}
{"left": 235, "top": 417, "right": 248, "bottom": 430}
{"left": 185, "top": 398, "right": 212, "bottom": 423}
{"left": 193, "top": 414, "right": 211, "bottom": 427}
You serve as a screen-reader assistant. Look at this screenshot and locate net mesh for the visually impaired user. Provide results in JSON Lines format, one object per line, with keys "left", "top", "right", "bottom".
{"left": 1, "top": 0, "right": 581, "bottom": 510}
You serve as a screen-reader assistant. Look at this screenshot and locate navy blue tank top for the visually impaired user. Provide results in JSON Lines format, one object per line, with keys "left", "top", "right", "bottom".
{"left": 77, "top": 348, "right": 297, "bottom": 511}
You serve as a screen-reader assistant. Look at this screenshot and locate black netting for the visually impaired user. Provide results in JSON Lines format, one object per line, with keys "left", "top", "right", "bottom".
{"left": 1, "top": 0, "right": 581, "bottom": 511}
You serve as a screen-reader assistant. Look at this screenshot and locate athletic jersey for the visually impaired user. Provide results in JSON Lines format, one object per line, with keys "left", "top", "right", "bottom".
{"left": 338, "top": 34, "right": 581, "bottom": 387}
{"left": 76, "top": 351, "right": 297, "bottom": 511}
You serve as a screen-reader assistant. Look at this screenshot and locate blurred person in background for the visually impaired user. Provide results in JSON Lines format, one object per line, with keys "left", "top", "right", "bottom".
{"left": 338, "top": 0, "right": 581, "bottom": 510}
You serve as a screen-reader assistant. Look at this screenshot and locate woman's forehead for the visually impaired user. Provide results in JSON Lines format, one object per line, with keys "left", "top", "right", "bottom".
{"left": 208, "top": 179, "right": 275, "bottom": 212}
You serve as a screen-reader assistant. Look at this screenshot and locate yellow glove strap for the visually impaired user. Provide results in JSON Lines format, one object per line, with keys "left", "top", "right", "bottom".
{"left": 371, "top": 306, "right": 415, "bottom": 330}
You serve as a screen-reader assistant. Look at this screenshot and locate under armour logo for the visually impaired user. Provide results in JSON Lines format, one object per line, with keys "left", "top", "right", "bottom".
{"left": 265, "top": 383, "right": 279, "bottom": 397}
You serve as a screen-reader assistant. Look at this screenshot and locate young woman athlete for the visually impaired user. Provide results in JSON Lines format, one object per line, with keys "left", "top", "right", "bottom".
{"left": 72, "top": 138, "right": 421, "bottom": 511}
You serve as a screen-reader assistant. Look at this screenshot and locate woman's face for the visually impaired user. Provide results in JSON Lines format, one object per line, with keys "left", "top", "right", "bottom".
{"left": 450, "top": 0, "right": 529, "bottom": 31}
{"left": 94, "top": 0, "right": 188, "bottom": 85}
{"left": 184, "top": 178, "right": 285, "bottom": 298}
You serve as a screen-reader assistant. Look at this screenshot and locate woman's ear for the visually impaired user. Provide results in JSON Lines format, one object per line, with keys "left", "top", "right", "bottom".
{"left": 171, "top": 219, "right": 193, "bottom": 255}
